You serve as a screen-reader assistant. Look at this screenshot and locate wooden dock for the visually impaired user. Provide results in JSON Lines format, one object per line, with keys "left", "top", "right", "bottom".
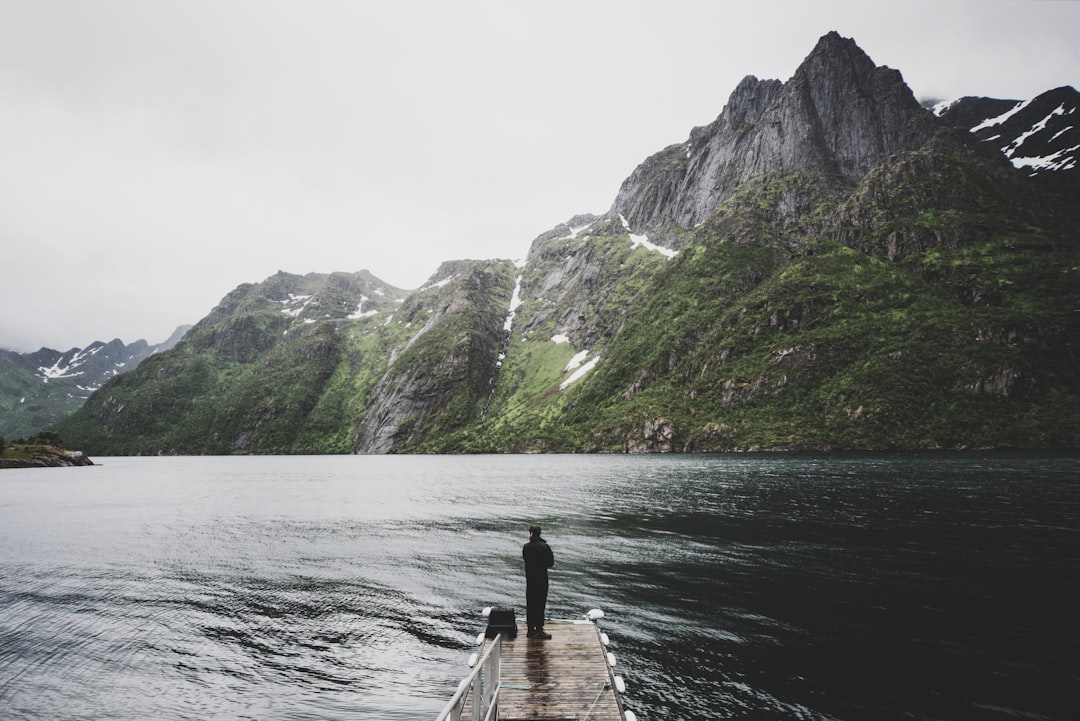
{"left": 465, "top": 618, "right": 627, "bottom": 721}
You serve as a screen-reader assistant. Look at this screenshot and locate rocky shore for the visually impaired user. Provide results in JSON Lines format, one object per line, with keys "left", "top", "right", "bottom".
{"left": 0, "top": 446, "right": 94, "bottom": 469}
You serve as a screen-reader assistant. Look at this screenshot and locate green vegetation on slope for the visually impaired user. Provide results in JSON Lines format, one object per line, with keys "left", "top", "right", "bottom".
{"left": 50, "top": 145, "right": 1080, "bottom": 454}
{"left": 55, "top": 271, "right": 411, "bottom": 455}
{"left": 356, "top": 259, "right": 517, "bottom": 452}
{"left": 459, "top": 158, "right": 1079, "bottom": 452}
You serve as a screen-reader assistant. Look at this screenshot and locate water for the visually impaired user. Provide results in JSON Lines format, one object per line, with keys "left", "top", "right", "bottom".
{"left": 1, "top": 453, "right": 1077, "bottom": 721}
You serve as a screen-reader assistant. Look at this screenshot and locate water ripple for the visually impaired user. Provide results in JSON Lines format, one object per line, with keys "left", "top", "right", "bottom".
{"left": 2, "top": 452, "right": 1077, "bottom": 721}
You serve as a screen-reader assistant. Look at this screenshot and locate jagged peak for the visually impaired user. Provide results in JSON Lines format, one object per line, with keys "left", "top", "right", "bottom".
{"left": 715, "top": 75, "right": 784, "bottom": 130}
{"left": 804, "top": 30, "right": 869, "bottom": 65}
{"left": 791, "top": 31, "right": 918, "bottom": 109}
{"left": 612, "top": 32, "right": 936, "bottom": 240}
{"left": 800, "top": 31, "right": 903, "bottom": 83}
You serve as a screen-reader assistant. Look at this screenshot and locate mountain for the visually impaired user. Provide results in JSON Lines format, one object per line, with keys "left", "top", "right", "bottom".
{"left": 54, "top": 267, "right": 520, "bottom": 454}
{"left": 933, "top": 86, "right": 1079, "bottom": 181}
{"left": 615, "top": 32, "right": 937, "bottom": 248}
{"left": 0, "top": 327, "right": 188, "bottom": 440}
{"left": 55, "top": 33, "right": 1080, "bottom": 454}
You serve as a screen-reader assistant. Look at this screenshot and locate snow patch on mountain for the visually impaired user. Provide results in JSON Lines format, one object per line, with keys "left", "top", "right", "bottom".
{"left": 504, "top": 276, "right": 523, "bottom": 333}
{"left": 931, "top": 99, "right": 956, "bottom": 117}
{"left": 971, "top": 99, "right": 1032, "bottom": 132}
{"left": 558, "top": 220, "right": 596, "bottom": 240}
{"left": 548, "top": 335, "right": 598, "bottom": 388}
{"left": 349, "top": 295, "right": 380, "bottom": 319}
{"left": 560, "top": 355, "right": 599, "bottom": 390}
{"left": 564, "top": 349, "right": 589, "bottom": 371}
{"left": 37, "top": 345, "right": 105, "bottom": 382}
{"left": 618, "top": 214, "right": 678, "bottom": 258}
{"left": 420, "top": 274, "right": 456, "bottom": 292}
{"left": 1009, "top": 143, "right": 1079, "bottom": 172}
{"left": 946, "top": 88, "right": 1079, "bottom": 177}
{"left": 278, "top": 293, "right": 313, "bottom": 317}
{"left": 999, "top": 103, "right": 1078, "bottom": 172}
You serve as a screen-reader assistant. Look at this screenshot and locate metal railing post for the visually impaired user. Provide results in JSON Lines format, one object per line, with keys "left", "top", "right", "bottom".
{"left": 435, "top": 634, "right": 502, "bottom": 721}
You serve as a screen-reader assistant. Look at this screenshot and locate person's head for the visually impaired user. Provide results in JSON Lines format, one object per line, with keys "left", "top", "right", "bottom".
{"left": 528, "top": 524, "right": 541, "bottom": 539}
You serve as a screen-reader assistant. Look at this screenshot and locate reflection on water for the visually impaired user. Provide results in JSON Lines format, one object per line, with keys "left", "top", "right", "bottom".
{"left": 1, "top": 452, "right": 1077, "bottom": 720}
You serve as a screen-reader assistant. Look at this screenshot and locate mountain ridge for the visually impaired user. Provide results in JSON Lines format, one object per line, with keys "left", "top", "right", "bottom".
{"left": 611, "top": 31, "right": 938, "bottom": 247}
{"left": 43, "top": 32, "right": 1080, "bottom": 453}
{"left": 0, "top": 326, "right": 189, "bottom": 439}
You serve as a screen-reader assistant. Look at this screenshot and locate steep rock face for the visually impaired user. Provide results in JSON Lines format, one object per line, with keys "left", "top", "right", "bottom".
{"left": 612, "top": 31, "right": 936, "bottom": 245}
{"left": 352, "top": 260, "right": 515, "bottom": 453}
{"left": 516, "top": 214, "right": 606, "bottom": 348}
{"left": 515, "top": 213, "right": 673, "bottom": 350}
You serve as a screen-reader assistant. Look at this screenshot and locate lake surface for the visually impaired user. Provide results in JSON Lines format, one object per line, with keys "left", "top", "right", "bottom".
{"left": 1, "top": 453, "right": 1077, "bottom": 720}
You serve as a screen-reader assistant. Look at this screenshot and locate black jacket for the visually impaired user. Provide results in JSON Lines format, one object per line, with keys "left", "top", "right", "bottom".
{"left": 522, "top": 537, "right": 555, "bottom": 578}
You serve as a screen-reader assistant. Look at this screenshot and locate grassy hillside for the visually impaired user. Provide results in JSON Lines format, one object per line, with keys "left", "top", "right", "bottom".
{"left": 52, "top": 141, "right": 1079, "bottom": 455}
{"left": 55, "top": 264, "right": 520, "bottom": 455}
{"left": 437, "top": 149, "right": 1079, "bottom": 452}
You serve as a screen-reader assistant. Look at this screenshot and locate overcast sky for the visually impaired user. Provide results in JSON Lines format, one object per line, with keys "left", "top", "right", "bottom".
{"left": 1, "top": 1, "right": 1076, "bottom": 352}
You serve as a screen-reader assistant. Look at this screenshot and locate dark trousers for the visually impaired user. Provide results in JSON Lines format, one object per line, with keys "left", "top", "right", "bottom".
{"left": 525, "top": 574, "right": 548, "bottom": 630}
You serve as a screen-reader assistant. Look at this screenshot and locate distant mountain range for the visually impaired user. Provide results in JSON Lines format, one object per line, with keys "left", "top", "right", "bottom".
{"left": 23, "top": 32, "right": 1080, "bottom": 452}
{"left": 0, "top": 327, "right": 188, "bottom": 439}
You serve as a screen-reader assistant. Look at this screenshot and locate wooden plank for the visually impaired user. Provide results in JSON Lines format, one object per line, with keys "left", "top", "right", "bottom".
{"left": 465, "top": 619, "right": 625, "bottom": 721}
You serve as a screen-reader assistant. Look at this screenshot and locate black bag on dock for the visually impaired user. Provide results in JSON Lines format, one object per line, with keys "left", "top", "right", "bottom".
{"left": 485, "top": 607, "right": 518, "bottom": 638}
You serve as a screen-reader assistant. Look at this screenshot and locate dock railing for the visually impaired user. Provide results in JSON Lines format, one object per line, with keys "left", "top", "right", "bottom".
{"left": 435, "top": 633, "right": 501, "bottom": 721}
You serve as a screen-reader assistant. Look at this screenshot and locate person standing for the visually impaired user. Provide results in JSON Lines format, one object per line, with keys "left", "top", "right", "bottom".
{"left": 522, "top": 524, "right": 555, "bottom": 639}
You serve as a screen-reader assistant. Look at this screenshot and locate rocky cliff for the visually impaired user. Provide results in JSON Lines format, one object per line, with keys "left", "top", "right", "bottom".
{"left": 352, "top": 260, "right": 516, "bottom": 453}
{"left": 613, "top": 32, "right": 936, "bottom": 247}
